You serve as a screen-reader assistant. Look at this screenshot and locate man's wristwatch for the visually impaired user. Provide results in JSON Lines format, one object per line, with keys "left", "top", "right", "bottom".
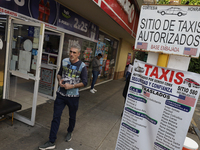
{"left": 73, "top": 84, "right": 75, "bottom": 88}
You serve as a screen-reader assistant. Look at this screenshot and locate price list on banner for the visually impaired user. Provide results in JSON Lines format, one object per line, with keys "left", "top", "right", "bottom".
{"left": 57, "top": 5, "right": 99, "bottom": 40}
{"left": 115, "top": 59, "right": 200, "bottom": 150}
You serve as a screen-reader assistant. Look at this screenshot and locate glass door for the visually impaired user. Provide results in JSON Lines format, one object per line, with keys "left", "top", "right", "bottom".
{"left": 39, "top": 29, "right": 64, "bottom": 99}
{"left": 7, "top": 19, "right": 44, "bottom": 126}
{"left": 0, "top": 15, "right": 7, "bottom": 99}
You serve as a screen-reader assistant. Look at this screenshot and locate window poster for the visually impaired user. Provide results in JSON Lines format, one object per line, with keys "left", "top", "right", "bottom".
{"left": 95, "top": 41, "right": 106, "bottom": 71}
{"left": 95, "top": 41, "right": 105, "bottom": 56}
{"left": 18, "top": 50, "right": 32, "bottom": 72}
{"left": 105, "top": 59, "right": 110, "bottom": 74}
{"left": 116, "top": 59, "right": 200, "bottom": 150}
{"left": 103, "top": 46, "right": 108, "bottom": 60}
{"left": 83, "top": 47, "right": 92, "bottom": 61}
{"left": 39, "top": 68, "right": 54, "bottom": 96}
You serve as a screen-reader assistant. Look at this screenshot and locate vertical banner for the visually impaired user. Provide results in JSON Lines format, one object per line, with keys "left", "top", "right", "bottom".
{"left": 126, "top": 53, "right": 132, "bottom": 65}
{"left": 116, "top": 59, "right": 200, "bottom": 150}
{"left": 105, "top": 59, "right": 110, "bottom": 73}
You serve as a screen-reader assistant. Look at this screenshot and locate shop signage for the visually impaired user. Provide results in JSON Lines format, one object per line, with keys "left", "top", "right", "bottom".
{"left": 95, "top": 41, "right": 106, "bottom": 72}
{"left": 11, "top": 0, "right": 25, "bottom": 6}
{"left": 116, "top": 0, "right": 135, "bottom": 23}
{"left": 57, "top": 5, "right": 99, "bottom": 40}
{"left": 92, "top": 0, "right": 138, "bottom": 37}
{"left": 0, "top": 0, "right": 99, "bottom": 40}
{"left": 0, "top": 0, "right": 58, "bottom": 24}
{"left": 135, "top": 5, "right": 200, "bottom": 58}
{"left": 105, "top": 59, "right": 110, "bottom": 72}
{"left": 116, "top": 59, "right": 200, "bottom": 150}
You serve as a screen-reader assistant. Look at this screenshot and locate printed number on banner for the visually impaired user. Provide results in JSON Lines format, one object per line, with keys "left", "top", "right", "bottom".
{"left": 74, "top": 18, "right": 88, "bottom": 32}
{"left": 190, "top": 89, "right": 198, "bottom": 95}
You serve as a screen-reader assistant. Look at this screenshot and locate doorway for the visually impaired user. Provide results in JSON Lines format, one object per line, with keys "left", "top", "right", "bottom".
{"left": 6, "top": 19, "right": 44, "bottom": 125}
{"left": 5, "top": 18, "right": 64, "bottom": 126}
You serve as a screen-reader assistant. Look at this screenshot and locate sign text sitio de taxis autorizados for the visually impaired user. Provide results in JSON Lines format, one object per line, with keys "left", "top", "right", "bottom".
{"left": 135, "top": 5, "right": 200, "bottom": 58}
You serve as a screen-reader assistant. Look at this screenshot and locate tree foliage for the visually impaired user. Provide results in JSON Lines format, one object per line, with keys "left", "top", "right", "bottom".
{"left": 181, "top": 0, "right": 200, "bottom": 5}
{"left": 157, "top": 0, "right": 200, "bottom": 4}
{"left": 157, "top": 0, "right": 170, "bottom": 4}
{"left": 188, "top": 58, "right": 200, "bottom": 73}
{"left": 135, "top": 51, "right": 147, "bottom": 62}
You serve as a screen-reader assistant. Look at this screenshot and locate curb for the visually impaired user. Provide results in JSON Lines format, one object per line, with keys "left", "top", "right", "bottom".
{"left": 191, "top": 118, "right": 200, "bottom": 140}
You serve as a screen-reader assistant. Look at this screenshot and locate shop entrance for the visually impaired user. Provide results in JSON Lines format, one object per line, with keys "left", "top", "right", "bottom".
{"left": 6, "top": 18, "right": 63, "bottom": 126}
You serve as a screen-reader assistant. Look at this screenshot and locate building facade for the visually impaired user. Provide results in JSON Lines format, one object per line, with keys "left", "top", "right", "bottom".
{"left": 0, "top": 0, "right": 139, "bottom": 125}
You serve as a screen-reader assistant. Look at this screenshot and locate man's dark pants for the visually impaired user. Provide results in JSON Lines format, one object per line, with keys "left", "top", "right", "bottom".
{"left": 49, "top": 93, "right": 79, "bottom": 143}
{"left": 91, "top": 70, "right": 99, "bottom": 89}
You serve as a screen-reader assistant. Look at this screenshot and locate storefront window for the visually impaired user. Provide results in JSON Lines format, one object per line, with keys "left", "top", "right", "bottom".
{"left": 10, "top": 24, "right": 40, "bottom": 77}
{"left": 62, "top": 32, "right": 118, "bottom": 88}
{"left": 97, "top": 31, "right": 118, "bottom": 83}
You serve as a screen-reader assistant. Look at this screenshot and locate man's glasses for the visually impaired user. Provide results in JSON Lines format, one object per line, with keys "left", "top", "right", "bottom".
{"left": 70, "top": 50, "right": 77, "bottom": 54}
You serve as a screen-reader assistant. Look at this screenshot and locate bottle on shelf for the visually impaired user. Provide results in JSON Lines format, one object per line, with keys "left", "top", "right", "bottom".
{"left": 44, "top": 1, "right": 50, "bottom": 23}
{"left": 38, "top": 0, "right": 45, "bottom": 21}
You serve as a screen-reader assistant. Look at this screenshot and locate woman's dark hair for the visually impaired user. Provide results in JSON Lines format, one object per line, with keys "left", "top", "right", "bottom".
{"left": 98, "top": 53, "right": 103, "bottom": 57}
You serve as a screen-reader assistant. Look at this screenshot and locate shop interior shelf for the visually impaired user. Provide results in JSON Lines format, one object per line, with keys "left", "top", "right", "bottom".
{"left": 41, "top": 63, "right": 57, "bottom": 69}
{"left": 42, "top": 52, "right": 58, "bottom": 57}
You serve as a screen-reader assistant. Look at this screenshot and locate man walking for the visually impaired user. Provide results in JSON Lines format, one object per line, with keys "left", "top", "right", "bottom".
{"left": 90, "top": 53, "right": 102, "bottom": 93}
{"left": 39, "top": 44, "right": 87, "bottom": 150}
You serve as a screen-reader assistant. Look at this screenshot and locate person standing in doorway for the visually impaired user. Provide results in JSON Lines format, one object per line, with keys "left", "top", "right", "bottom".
{"left": 39, "top": 44, "right": 88, "bottom": 150}
{"left": 125, "top": 63, "right": 133, "bottom": 80}
{"left": 90, "top": 53, "right": 102, "bottom": 93}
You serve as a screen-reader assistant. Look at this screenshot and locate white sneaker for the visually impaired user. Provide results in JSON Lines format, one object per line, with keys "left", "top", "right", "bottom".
{"left": 93, "top": 88, "right": 97, "bottom": 92}
{"left": 90, "top": 89, "right": 95, "bottom": 93}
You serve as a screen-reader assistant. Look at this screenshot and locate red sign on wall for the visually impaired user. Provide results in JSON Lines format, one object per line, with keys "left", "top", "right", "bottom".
{"left": 105, "top": 59, "right": 110, "bottom": 72}
{"left": 126, "top": 53, "right": 132, "bottom": 65}
{"left": 93, "top": 0, "right": 139, "bottom": 38}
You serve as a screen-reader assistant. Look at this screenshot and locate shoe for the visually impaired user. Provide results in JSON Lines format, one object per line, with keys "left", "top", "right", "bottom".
{"left": 65, "top": 132, "right": 72, "bottom": 142}
{"left": 93, "top": 88, "right": 97, "bottom": 92}
{"left": 90, "top": 89, "right": 95, "bottom": 93}
{"left": 39, "top": 141, "right": 55, "bottom": 150}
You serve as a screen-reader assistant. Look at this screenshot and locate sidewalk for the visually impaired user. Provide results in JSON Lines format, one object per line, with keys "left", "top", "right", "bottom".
{"left": 0, "top": 79, "right": 125, "bottom": 150}
{"left": 0, "top": 78, "right": 199, "bottom": 150}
